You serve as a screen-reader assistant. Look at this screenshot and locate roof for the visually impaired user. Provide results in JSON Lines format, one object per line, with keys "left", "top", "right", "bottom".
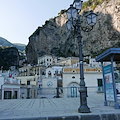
{"left": 95, "top": 48, "right": 120, "bottom": 62}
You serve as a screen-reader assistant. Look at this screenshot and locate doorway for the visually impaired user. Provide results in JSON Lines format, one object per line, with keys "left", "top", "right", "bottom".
{"left": 97, "top": 79, "right": 103, "bottom": 92}
{"left": 71, "top": 87, "right": 77, "bottom": 97}
{"left": 14, "top": 91, "right": 18, "bottom": 99}
{"left": 4, "top": 91, "right": 12, "bottom": 99}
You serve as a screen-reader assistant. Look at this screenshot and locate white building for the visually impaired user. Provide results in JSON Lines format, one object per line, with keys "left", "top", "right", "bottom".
{"left": 0, "top": 67, "right": 21, "bottom": 99}
{"left": 89, "top": 58, "right": 101, "bottom": 68}
{"left": 56, "top": 57, "right": 79, "bottom": 66}
{"left": 38, "top": 55, "right": 79, "bottom": 67}
{"left": 38, "top": 66, "right": 63, "bottom": 98}
{"left": 0, "top": 71, "right": 20, "bottom": 99}
{"left": 62, "top": 67, "right": 103, "bottom": 98}
{"left": 1, "top": 78, "right": 20, "bottom": 99}
{"left": 38, "top": 55, "right": 57, "bottom": 67}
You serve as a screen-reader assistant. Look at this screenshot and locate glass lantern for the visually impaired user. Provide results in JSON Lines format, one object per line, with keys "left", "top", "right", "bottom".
{"left": 67, "top": 4, "right": 77, "bottom": 20}
{"left": 74, "top": 0, "right": 83, "bottom": 11}
{"left": 86, "top": 11, "right": 97, "bottom": 27}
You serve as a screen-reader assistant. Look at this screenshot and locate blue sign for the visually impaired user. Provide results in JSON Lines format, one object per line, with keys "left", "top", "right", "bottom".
{"left": 103, "top": 65, "right": 114, "bottom": 101}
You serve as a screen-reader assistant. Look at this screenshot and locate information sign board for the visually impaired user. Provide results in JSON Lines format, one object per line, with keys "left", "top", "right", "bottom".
{"left": 103, "top": 65, "right": 114, "bottom": 101}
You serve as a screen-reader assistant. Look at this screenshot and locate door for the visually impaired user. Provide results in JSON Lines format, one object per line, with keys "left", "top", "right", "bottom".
{"left": 14, "top": 91, "right": 18, "bottom": 99}
{"left": 4, "top": 91, "right": 12, "bottom": 99}
{"left": 71, "top": 87, "right": 77, "bottom": 97}
{"left": 97, "top": 79, "right": 103, "bottom": 92}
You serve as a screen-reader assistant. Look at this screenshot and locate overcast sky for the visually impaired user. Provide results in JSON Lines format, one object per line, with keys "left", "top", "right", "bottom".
{"left": 0, "top": 0, "right": 87, "bottom": 45}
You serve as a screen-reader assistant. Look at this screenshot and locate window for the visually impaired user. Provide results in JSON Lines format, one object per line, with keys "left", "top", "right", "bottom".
{"left": 72, "top": 70, "right": 76, "bottom": 73}
{"left": 55, "top": 70, "right": 58, "bottom": 74}
{"left": 42, "top": 71, "right": 45, "bottom": 75}
{"left": 48, "top": 71, "right": 52, "bottom": 77}
{"left": 97, "top": 79, "right": 103, "bottom": 87}
{"left": 72, "top": 76, "right": 75, "bottom": 79}
{"left": 27, "top": 81, "right": 30, "bottom": 85}
{"left": 98, "top": 69, "right": 101, "bottom": 72}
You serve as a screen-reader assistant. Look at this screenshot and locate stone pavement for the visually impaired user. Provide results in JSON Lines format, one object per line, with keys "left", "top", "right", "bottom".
{"left": 0, "top": 93, "right": 120, "bottom": 120}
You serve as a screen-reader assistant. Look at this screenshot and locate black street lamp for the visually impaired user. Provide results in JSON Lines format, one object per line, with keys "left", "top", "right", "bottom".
{"left": 66, "top": 0, "right": 97, "bottom": 113}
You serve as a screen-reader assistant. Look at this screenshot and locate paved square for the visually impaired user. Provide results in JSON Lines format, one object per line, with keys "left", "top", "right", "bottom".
{"left": 0, "top": 93, "right": 120, "bottom": 119}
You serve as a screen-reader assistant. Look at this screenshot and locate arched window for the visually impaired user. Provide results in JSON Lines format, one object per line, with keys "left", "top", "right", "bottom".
{"left": 48, "top": 71, "right": 51, "bottom": 77}
{"left": 55, "top": 70, "right": 58, "bottom": 74}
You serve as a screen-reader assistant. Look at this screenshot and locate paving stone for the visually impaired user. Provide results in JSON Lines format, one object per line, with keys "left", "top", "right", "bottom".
{"left": 0, "top": 94, "right": 120, "bottom": 120}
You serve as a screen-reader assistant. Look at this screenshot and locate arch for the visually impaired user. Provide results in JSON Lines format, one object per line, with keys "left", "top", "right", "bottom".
{"left": 48, "top": 71, "right": 52, "bottom": 77}
{"left": 68, "top": 82, "right": 79, "bottom": 87}
{"left": 67, "top": 82, "right": 80, "bottom": 98}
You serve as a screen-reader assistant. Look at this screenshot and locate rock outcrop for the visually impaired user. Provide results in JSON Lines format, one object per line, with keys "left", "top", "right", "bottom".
{"left": 26, "top": 0, "right": 120, "bottom": 65}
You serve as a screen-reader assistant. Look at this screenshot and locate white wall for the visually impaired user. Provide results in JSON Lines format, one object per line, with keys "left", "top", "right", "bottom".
{"left": 62, "top": 72, "right": 103, "bottom": 98}
{"left": 2, "top": 84, "right": 20, "bottom": 99}
{"left": 63, "top": 72, "right": 103, "bottom": 88}
{"left": 42, "top": 78, "right": 57, "bottom": 88}
{"left": 0, "top": 76, "right": 4, "bottom": 89}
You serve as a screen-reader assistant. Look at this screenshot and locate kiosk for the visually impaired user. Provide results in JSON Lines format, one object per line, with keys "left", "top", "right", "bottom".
{"left": 96, "top": 48, "right": 120, "bottom": 109}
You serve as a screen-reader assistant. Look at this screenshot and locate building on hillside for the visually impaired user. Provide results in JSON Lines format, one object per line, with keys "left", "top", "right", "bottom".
{"left": 39, "top": 66, "right": 63, "bottom": 98}
{"left": 56, "top": 57, "right": 79, "bottom": 66}
{"left": 31, "top": 65, "right": 41, "bottom": 76}
{"left": 18, "top": 64, "right": 47, "bottom": 99}
{"left": 88, "top": 58, "right": 113, "bottom": 68}
{"left": 51, "top": 66, "right": 63, "bottom": 87}
{"left": 38, "top": 55, "right": 57, "bottom": 67}
{"left": 89, "top": 58, "right": 101, "bottom": 68}
{"left": 0, "top": 70, "right": 20, "bottom": 99}
{"left": 19, "top": 64, "right": 32, "bottom": 76}
{"left": 19, "top": 64, "right": 46, "bottom": 79}
{"left": 16, "top": 75, "right": 38, "bottom": 99}
{"left": 19, "top": 64, "right": 41, "bottom": 77}
{"left": 62, "top": 67, "right": 103, "bottom": 98}
{"left": 38, "top": 55, "right": 79, "bottom": 67}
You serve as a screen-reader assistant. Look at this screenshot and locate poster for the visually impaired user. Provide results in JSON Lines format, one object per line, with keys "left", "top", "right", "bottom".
{"left": 103, "top": 65, "right": 114, "bottom": 101}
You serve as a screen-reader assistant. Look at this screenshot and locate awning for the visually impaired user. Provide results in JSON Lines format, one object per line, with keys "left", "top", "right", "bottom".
{"left": 96, "top": 48, "right": 120, "bottom": 62}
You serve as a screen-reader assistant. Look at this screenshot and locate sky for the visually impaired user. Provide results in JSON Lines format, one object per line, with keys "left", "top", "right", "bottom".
{"left": 0, "top": 0, "right": 87, "bottom": 45}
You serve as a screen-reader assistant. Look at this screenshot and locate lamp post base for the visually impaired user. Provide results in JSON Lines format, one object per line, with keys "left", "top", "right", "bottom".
{"left": 78, "top": 106, "right": 90, "bottom": 113}
{"left": 78, "top": 86, "right": 91, "bottom": 113}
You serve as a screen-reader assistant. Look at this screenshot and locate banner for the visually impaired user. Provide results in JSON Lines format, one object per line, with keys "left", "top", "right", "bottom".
{"left": 103, "top": 65, "right": 114, "bottom": 101}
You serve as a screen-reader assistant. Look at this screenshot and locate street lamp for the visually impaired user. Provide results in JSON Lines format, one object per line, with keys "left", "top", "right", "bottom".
{"left": 66, "top": 0, "right": 97, "bottom": 113}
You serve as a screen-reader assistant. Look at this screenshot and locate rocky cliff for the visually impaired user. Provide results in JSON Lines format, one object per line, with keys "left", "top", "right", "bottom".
{"left": 26, "top": 0, "right": 120, "bottom": 65}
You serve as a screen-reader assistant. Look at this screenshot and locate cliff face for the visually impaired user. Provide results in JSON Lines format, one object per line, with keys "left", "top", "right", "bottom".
{"left": 26, "top": 0, "right": 120, "bottom": 65}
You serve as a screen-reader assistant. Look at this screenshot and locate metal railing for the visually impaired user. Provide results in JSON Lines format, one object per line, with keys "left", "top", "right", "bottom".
{"left": 20, "top": 86, "right": 104, "bottom": 99}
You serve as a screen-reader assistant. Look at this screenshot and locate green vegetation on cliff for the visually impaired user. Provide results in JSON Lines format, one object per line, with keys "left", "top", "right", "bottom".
{"left": 82, "top": 0, "right": 110, "bottom": 10}
{"left": 0, "top": 47, "right": 19, "bottom": 70}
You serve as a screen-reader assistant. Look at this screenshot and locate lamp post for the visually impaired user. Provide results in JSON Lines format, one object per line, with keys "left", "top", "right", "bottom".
{"left": 66, "top": 0, "right": 97, "bottom": 113}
